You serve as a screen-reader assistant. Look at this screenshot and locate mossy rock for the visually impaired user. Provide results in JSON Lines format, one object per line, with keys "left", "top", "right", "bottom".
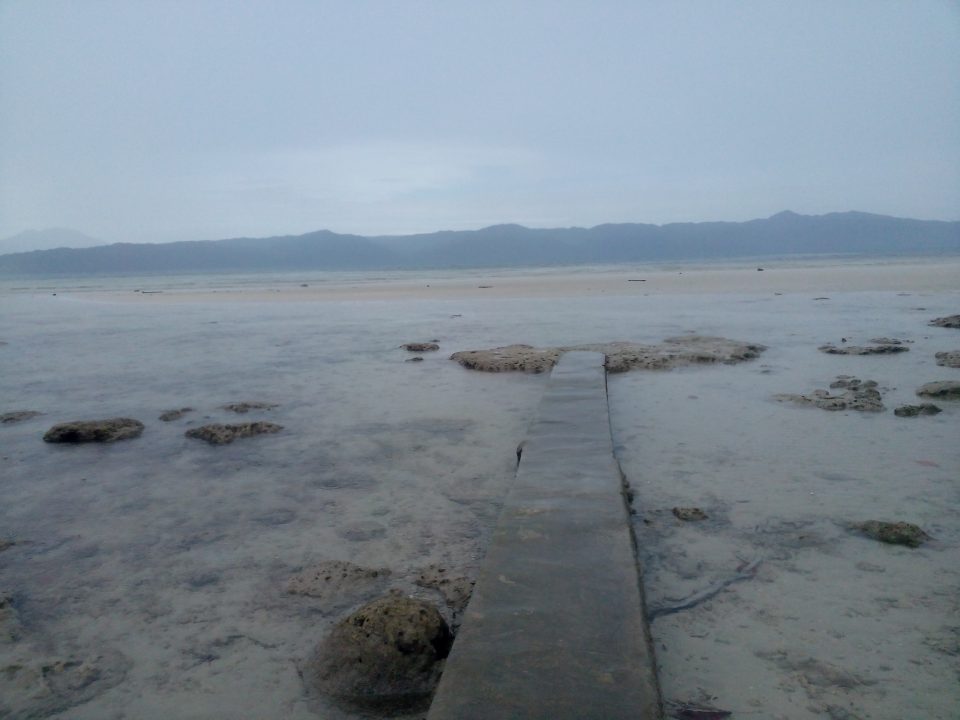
{"left": 853, "top": 520, "right": 929, "bottom": 548}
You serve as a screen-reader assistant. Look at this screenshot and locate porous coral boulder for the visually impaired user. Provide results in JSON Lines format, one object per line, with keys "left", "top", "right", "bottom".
{"left": 929, "top": 315, "right": 960, "bottom": 329}
{"left": 935, "top": 351, "right": 960, "bottom": 368}
{"left": 43, "top": 418, "right": 143, "bottom": 443}
{"left": 916, "top": 381, "right": 960, "bottom": 400}
{"left": 185, "top": 422, "right": 282, "bottom": 445}
{"left": 450, "top": 336, "right": 765, "bottom": 374}
{"left": 853, "top": 520, "right": 929, "bottom": 548}
{"left": 305, "top": 593, "right": 452, "bottom": 713}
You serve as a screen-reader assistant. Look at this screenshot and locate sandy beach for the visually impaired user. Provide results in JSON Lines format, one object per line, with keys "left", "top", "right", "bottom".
{"left": 1, "top": 257, "right": 958, "bottom": 719}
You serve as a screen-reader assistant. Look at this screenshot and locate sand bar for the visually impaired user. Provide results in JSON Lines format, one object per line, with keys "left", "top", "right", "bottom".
{"left": 30, "top": 257, "right": 960, "bottom": 303}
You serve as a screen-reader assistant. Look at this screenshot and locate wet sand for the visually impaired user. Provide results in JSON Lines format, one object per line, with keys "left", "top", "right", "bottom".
{"left": 52, "top": 256, "right": 960, "bottom": 303}
{"left": 1, "top": 258, "right": 958, "bottom": 718}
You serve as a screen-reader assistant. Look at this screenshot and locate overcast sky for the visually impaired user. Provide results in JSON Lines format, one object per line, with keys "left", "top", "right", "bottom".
{"left": 1, "top": 1, "right": 958, "bottom": 246}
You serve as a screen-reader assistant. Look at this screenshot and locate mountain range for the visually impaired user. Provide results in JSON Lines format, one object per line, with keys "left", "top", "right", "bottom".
{"left": 1, "top": 211, "right": 957, "bottom": 276}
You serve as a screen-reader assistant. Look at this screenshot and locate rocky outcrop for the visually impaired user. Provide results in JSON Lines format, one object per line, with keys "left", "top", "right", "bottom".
{"left": 159, "top": 407, "right": 193, "bottom": 421}
{"left": 929, "top": 315, "right": 960, "bottom": 329}
{"left": 935, "top": 351, "right": 960, "bottom": 368}
{"left": 43, "top": 418, "right": 144, "bottom": 443}
{"left": 184, "top": 422, "right": 282, "bottom": 445}
{"left": 774, "top": 377, "right": 883, "bottom": 412}
{"left": 451, "top": 336, "right": 766, "bottom": 374}
{"left": 304, "top": 593, "right": 453, "bottom": 713}
{"left": 894, "top": 403, "right": 942, "bottom": 417}
{"left": 403, "top": 342, "right": 440, "bottom": 352}
{"left": 916, "top": 381, "right": 960, "bottom": 400}
{"left": 286, "top": 560, "right": 391, "bottom": 604}
{"left": 852, "top": 521, "right": 929, "bottom": 548}
{"left": 220, "top": 402, "right": 278, "bottom": 413}
{"left": 0, "top": 410, "right": 42, "bottom": 424}
{"left": 818, "top": 343, "right": 908, "bottom": 355}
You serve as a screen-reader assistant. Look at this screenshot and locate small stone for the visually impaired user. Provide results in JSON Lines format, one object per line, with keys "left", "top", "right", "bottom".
{"left": 304, "top": 594, "right": 452, "bottom": 713}
{"left": 894, "top": 404, "right": 942, "bottom": 417}
{"left": 402, "top": 342, "right": 439, "bottom": 352}
{"left": 43, "top": 418, "right": 144, "bottom": 443}
{"left": 916, "top": 381, "right": 960, "bottom": 399}
{"left": 184, "top": 422, "right": 282, "bottom": 445}
{"left": 672, "top": 507, "right": 708, "bottom": 521}
{"left": 405, "top": 356, "right": 424, "bottom": 362}
{"left": 853, "top": 520, "right": 929, "bottom": 548}
{"left": 159, "top": 407, "right": 193, "bottom": 421}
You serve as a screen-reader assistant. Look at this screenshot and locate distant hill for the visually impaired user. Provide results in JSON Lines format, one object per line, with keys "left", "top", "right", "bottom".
{"left": 0, "top": 228, "right": 103, "bottom": 255}
{"left": 0, "top": 211, "right": 957, "bottom": 276}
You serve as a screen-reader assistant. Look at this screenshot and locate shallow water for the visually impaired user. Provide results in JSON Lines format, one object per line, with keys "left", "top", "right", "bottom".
{"left": 1, "top": 272, "right": 958, "bottom": 718}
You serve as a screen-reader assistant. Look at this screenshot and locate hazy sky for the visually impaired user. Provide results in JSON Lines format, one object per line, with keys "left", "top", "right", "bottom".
{"left": 1, "top": 1, "right": 958, "bottom": 246}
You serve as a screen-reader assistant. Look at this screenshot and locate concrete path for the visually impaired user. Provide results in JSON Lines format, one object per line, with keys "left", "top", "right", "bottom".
{"left": 428, "top": 351, "right": 662, "bottom": 719}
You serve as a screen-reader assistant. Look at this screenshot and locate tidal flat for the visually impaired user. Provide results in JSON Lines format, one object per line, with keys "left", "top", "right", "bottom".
{"left": 1, "top": 259, "right": 958, "bottom": 719}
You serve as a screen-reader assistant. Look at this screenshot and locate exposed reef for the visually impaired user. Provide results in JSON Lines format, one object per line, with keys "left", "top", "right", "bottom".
{"left": 916, "top": 381, "right": 960, "bottom": 400}
{"left": 929, "top": 315, "right": 960, "bottom": 329}
{"left": 934, "top": 351, "right": 960, "bottom": 368}
{"left": 0, "top": 410, "right": 42, "bottom": 425}
{"left": 451, "top": 336, "right": 766, "bottom": 374}
{"left": 184, "top": 422, "right": 282, "bottom": 445}
{"left": 220, "top": 401, "right": 278, "bottom": 413}
{"left": 818, "top": 343, "right": 908, "bottom": 355}
{"left": 43, "top": 418, "right": 144, "bottom": 443}
{"left": 774, "top": 377, "right": 883, "bottom": 412}
{"left": 403, "top": 342, "right": 440, "bottom": 352}
{"left": 894, "top": 403, "right": 942, "bottom": 417}
{"left": 158, "top": 407, "right": 193, "bottom": 421}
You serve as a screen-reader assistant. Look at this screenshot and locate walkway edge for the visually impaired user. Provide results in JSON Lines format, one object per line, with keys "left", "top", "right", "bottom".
{"left": 428, "top": 351, "right": 662, "bottom": 719}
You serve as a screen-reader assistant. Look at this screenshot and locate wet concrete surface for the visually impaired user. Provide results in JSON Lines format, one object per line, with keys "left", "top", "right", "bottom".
{"left": 428, "top": 352, "right": 662, "bottom": 719}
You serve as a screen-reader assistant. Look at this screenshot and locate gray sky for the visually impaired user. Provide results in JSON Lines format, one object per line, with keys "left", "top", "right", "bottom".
{"left": 1, "top": 1, "right": 958, "bottom": 246}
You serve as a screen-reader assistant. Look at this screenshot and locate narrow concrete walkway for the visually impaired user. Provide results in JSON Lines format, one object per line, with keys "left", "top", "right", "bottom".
{"left": 428, "top": 352, "right": 662, "bottom": 719}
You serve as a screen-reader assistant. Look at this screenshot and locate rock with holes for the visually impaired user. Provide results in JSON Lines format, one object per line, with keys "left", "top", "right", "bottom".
{"left": 159, "top": 407, "right": 193, "bottom": 421}
{"left": 414, "top": 564, "right": 475, "bottom": 614}
{"left": 305, "top": 593, "right": 453, "bottom": 713}
{"left": 929, "top": 315, "right": 960, "bottom": 329}
{"left": 894, "top": 403, "right": 942, "bottom": 417}
{"left": 916, "top": 381, "right": 960, "bottom": 400}
{"left": 220, "top": 401, "right": 278, "bottom": 413}
{"left": 185, "top": 422, "right": 282, "bottom": 444}
{"left": 451, "top": 336, "right": 765, "bottom": 374}
{"left": 43, "top": 418, "right": 144, "bottom": 443}
{"left": 286, "top": 560, "right": 391, "bottom": 605}
{"left": 935, "top": 351, "right": 960, "bottom": 368}
{"left": 1, "top": 410, "right": 42, "bottom": 425}
{"left": 853, "top": 520, "right": 929, "bottom": 548}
